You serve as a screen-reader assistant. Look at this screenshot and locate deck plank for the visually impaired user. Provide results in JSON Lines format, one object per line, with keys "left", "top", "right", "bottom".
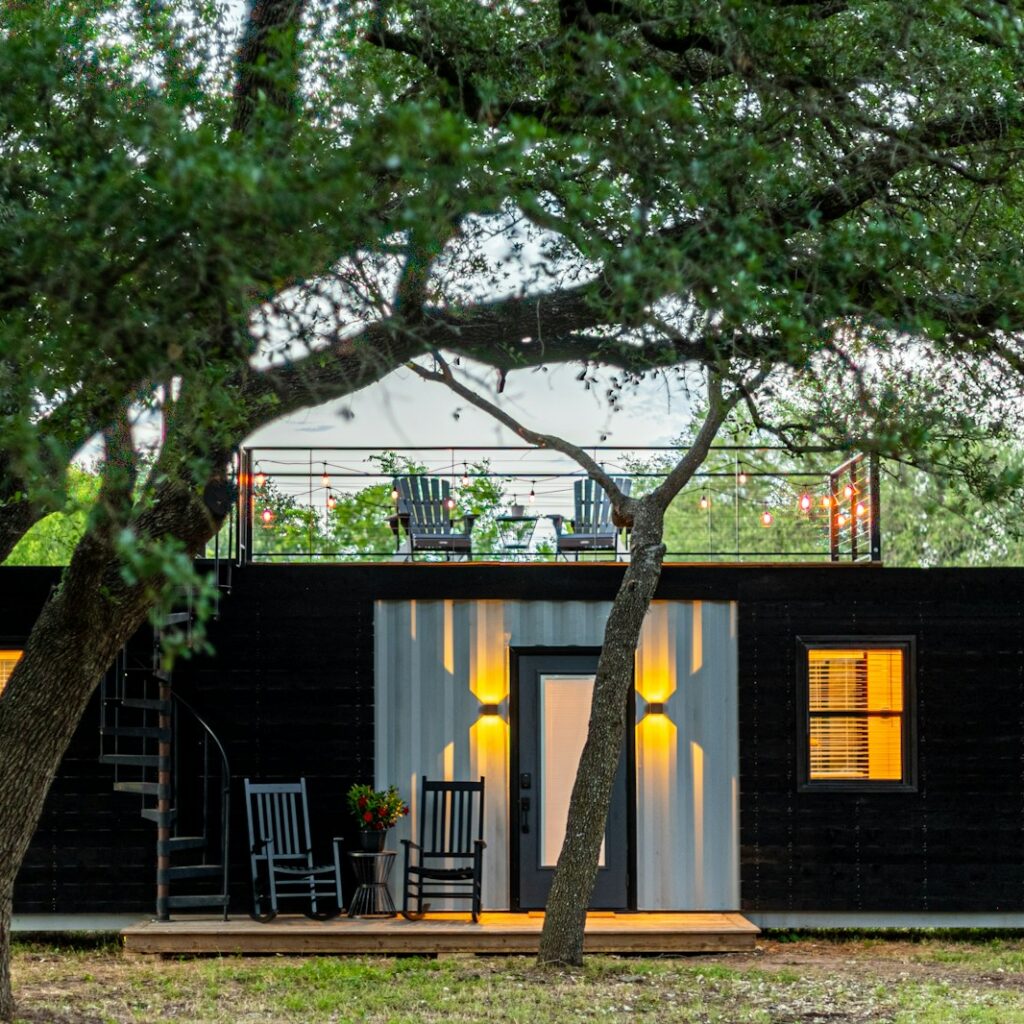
{"left": 122, "top": 912, "right": 759, "bottom": 956}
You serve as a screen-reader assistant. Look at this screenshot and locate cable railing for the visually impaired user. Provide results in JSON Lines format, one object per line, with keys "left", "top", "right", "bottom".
{"left": 227, "top": 446, "right": 880, "bottom": 565}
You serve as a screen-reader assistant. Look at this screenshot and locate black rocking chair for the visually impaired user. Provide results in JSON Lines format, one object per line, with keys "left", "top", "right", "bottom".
{"left": 552, "top": 476, "right": 632, "bottom": 559}
{"left": 393, "top": 476, "right": 476, "bottom": 559}
{"left": 244, "top": 778, "right": 344, "bottom": 922}
{"left": 402, "top": 777, "right": 486, "bottom": 922}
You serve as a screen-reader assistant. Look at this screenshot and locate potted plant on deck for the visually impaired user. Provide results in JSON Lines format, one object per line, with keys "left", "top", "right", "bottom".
{"left": 347, "top": 783, "right": 409, "bottom": 851}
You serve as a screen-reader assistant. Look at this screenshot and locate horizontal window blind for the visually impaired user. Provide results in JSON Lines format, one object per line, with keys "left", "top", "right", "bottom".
{"left": 0, "top": 649, "right": 23, "bottom": 697}
{"left": 807, "top": 647, "right": 905, "bottom": 781}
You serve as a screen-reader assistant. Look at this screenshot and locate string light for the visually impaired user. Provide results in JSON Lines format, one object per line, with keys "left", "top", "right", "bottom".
{"left": 820, "top": 495, "right": 832, "bottom": 509}
{"left": 844, "top": 483, "right": 855, "bottom": 500}
{"left": 445, "top": 496, "right": 456, "bottom": 511}
{"left": 837, "top": 511, "right": 848, "bottom": 528}
{"left": 699, "top": 493, "right": 710, "bottom": 510}
{"left": 261, "top": 507, "right": 274, "bottom": 525}
{"left": 737, "top": 470, "right": 748, "bottom": 485}
{"left": 760, "top": 504, "right": 774, "bottom": 527}
{"left": 855, "top": 501, "right": 866, "bottom": 517}
{"left": 254, "top": 466, "right": 267, "bottom": 488}
{"left": 528, "top": 482, "right": 536, "bottom": 503}
{"left": 391, "top": 486, "right": 399, "bottom": 501}
{"left": 327, "top": 492, "right": 337, "bottom": 510}
{"left": 321, "top": 463, "right": 330, "bottom": 488}
{"left": 798, "top": 493, "right": 812, "bottom": 513}
{"left": 461, "top": 464, "right": 470, "bottom": 487}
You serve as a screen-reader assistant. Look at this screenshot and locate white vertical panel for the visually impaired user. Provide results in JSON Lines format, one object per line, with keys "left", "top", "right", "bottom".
{"left": 635, "top": 600, "right": 739, "bottom": 910}
{"left": 376, "top": 597, "right": 738, "bottom": 913}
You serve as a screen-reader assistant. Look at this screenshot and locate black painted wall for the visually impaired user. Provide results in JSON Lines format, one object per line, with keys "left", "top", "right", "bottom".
{"left": 7, "top": 563, "right": 1024, "bottom": 914}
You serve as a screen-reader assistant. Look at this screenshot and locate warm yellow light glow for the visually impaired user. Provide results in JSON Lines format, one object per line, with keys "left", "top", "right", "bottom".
{"left": 443, "top": 600, "right": 454, "bottom": 675}
{"left": 469, "top": 602, "right": 508, "bottom": 704}
{"left": 690, "top": 602, "right": 703, "bottom": 676}
{"left": 636, "top": 711, "right": 678, "bottom": 895}
{"left": 691, "top": 741, "right": 705, "bottom": 898}
{"left": 0, "top": 650, "right": 23, "bottom": 697}
{"left": 808, "top": 647, "right": 905, "bottom": 781}
{"left": 443, "top": 741, "right": 455, "bottom": 782}
{"left": 635, "top": 603, "right": 677, "bottom": 703}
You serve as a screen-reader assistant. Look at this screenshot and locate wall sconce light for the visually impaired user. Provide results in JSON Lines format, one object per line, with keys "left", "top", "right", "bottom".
{"left": 645, "top": 702, "right": 666, "bottom": 716}
{"left": 479, "top": 703, "right": 501, "bottom": 717}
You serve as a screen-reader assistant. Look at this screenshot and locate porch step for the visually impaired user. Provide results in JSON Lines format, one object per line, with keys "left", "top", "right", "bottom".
{"left": 121, "top": 698, "right": 172, "bottom": 713}
{"left": 141, "top": 807, "right": 177, "bottom": 826}
{"left": 166, "top": 894, "right": 230, "bottom": 910}
{"left": 164, "top": 864, "right": 224, "bottom": 882}
{"left": 163, "top": 836, "right": 207, "bottom": 853}
{"left": 113, "top": 781, "right": 169, "bottom": 797}
{"left": 99, "top": 753, "right": 163, "bottom": 768}
{"left": 101, "top": 725, "right": 172, "bottom": 741}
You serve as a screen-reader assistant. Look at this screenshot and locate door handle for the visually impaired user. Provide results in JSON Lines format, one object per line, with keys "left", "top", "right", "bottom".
{"left": 520, "top": 797, "right": 531, "bottom": 833}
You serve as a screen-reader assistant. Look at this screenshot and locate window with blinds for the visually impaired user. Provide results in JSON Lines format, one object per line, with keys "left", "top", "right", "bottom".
{"left": 800, "top": 640, "right": 913, "bottom": 789}
{"left": 0, "top": 649, "right": 23, "bottom": 697}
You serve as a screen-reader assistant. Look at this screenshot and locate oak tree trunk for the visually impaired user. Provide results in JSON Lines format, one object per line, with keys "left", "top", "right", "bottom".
{"left": 0, "top": 480, "right": 214, "bottom": 1021}
{"left": 537, "top": 498, "right": 666, "bottom": 966}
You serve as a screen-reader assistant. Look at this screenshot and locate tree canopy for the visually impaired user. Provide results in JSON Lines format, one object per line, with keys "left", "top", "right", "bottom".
{"left": 4, "top": 0, "right": 1024, "bottom": 1014}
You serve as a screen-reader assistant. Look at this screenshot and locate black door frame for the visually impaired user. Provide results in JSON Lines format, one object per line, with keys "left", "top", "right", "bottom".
{"left": 509, "top": 645, "right": 637, "bottom": 911}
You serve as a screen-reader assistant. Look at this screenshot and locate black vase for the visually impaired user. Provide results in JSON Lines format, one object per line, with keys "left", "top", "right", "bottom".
{"left": 358, "top": 829, "right": 387, "bottom": 852}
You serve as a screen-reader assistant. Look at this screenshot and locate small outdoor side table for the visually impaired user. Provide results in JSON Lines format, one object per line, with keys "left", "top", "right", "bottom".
{"left": 496, "top": 514, "right": 539, "bottom": 559}
{"left": 347, "top": 851, "right": 398, "bottom": 917}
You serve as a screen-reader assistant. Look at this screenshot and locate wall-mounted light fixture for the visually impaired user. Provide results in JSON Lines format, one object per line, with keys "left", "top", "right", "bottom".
{"left": 479, "top": 703, "right": 501, "bottom": 717}
{"left": 645, "top": 701, "right": 666, "bottom": 716}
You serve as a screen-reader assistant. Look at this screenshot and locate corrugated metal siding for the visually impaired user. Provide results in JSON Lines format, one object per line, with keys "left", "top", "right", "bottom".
{"left": 375, "top": 599, "right": 739, "bottom": 911}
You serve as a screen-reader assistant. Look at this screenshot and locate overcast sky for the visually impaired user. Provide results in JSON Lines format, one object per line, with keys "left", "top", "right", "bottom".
{"left": 247, "top": 360, "right": 696, "bottom": 451}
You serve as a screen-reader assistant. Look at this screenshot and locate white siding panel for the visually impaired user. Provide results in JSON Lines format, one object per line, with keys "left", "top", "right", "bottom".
{"left": 375, "top": 598, "right": 738, "bottom": 912}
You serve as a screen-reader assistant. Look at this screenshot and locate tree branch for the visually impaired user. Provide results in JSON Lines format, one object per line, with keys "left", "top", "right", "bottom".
{"left": 232, "top": 0, "right": 308, "bottom": 136}
{"left": 407, "top": 351, "right": 633, "bottom": 506}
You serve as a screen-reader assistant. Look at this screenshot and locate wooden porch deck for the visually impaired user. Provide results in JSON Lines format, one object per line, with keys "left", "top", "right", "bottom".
{"left": 122, "top": 912, "right": 759, "bottom": 956}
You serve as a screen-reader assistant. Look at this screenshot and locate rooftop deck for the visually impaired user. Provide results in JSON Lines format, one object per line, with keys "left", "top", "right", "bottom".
{"left": 220, "top": 446, "right": 880, "bottom": 566}
{"left": 122, "top": 912, "right": 759, "bottom": 956}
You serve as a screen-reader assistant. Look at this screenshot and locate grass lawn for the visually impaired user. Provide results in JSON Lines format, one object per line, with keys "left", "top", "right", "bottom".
{"left": 10, "top": 934, "right": 1024, "bottom": 1023}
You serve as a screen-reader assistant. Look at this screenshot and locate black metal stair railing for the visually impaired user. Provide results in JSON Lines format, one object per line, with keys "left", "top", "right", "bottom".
{"left": 99, "top": 606, "right": 231, "bottom": 921}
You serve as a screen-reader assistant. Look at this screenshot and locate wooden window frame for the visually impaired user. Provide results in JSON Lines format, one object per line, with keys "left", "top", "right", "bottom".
{"left": 796, "top": 635, "right": 917, "bottom": 793}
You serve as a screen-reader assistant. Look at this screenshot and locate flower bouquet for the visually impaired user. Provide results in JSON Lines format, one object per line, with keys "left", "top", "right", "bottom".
{"left": 347, "top": 784, "right": 409, "bottom": 850}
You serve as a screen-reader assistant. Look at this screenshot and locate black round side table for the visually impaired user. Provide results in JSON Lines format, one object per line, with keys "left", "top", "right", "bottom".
{"left": 347, "top": 851, "right": 398, "bottom": 917}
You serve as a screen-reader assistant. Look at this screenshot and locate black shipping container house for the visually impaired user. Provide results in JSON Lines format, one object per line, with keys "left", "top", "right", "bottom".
{"left": 5, "top": 561, "right": 1024, "bottom": 930}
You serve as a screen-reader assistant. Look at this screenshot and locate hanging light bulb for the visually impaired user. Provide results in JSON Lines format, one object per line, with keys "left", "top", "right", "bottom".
{"left": 737, "top": 470, "right": 748, "bottom": 485}
{"left": 326, "top": 492, "right": 337, "bottom": 510}
{"left": 445, "top": 496, "right": 456, "bottom": 511}
{"left": 760, "top": 504, "right": 774, "bottom": 527}
{"left": 837, "top": 511, "right": 848, "bottom": 528}
{"left": 254, "top": 466, "right": 267, "bottom": 488}
{"left": 321, "top": 463, "right": 330, "bottom": 489}
{"left": 461, "top": 464, "right": 470, "bottom": 487}
{"left": 798, "top": 493, "right": 812, "bottom": 513}
{"left": 391, "top": 486, "right": 399, "bottom": 501}
{"left": 855, "top": 501, "right": 866, "bottom": 517}
{"left": 844, "top": 483, "right": 855, "bottom": 500}
{"left": 528, "top": 482, "right": 536, "bottom": 503}
{"left": 261, "top": 507, "right": 274, "bottom": 525}
{"left": 699, "top": 493, "right": 710, "bottom": 510}
{"left": 820, "top": 495, "right": 832, "bottom": 509}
